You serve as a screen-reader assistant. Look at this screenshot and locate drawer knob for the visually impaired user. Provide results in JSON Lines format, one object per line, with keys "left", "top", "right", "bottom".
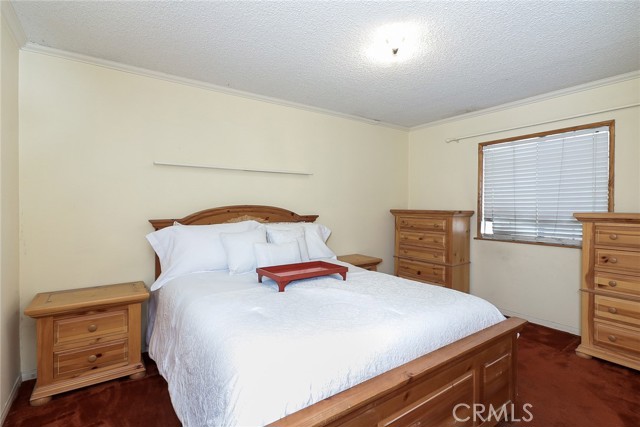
{"left": 608, "top": 335, "right": 617, "bottom": 342}
{"left": 416, "top": 270, "right": 421, "bottom": 275}
{"left": 609, "top": 257, "right": 618, "bottom": 264}
{"left": 87, "top": 324, "right": 98, "bottom": 333}
{"left": 609, "top": 234, "right": 618, "bottom": 240}
{"left": 87, "top": 354, "right": 97, "bottom": 363}
{"left": 608, "top": 280, "right": 618, "bottom": 287}
{"left": 608, "top": 307, "right": 618, "bottom": 314}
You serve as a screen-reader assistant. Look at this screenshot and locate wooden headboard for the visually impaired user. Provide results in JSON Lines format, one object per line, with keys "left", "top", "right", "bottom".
{"left": 148, "top": 205, "right": 319, "bottom": 279}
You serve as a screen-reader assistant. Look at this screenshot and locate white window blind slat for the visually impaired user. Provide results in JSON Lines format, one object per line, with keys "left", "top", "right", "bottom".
{"left": 480, "top": 124, "right": 611, "bottom": 246}
{"left": 487, "top": 163, "right": 601, "bottom": 173}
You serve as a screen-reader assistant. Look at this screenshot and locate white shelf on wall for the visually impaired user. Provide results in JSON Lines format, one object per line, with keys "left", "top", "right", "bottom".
{"left": 153, "top": 161, "right": 313, "bottom": 176}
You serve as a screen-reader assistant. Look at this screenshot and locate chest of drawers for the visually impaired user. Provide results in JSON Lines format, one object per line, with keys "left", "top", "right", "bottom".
{"left": 574, "top": 213, "right": 640, "bottom": 370}
{"left": 390, "top": 210, "right": 473, "bottom": 293}
{"left": 24, "top": 281, "right": 150, "bottom": 405}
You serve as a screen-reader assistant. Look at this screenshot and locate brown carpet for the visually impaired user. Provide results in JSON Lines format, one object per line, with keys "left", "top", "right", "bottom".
{"left": 503, "top": 323, "right": 640, "bottom": 427}
{"left": 3, "top": 354, "right": 180, "bottom": 427}
{"left": 4, "top": 323, "right": 639, "bottom": 427}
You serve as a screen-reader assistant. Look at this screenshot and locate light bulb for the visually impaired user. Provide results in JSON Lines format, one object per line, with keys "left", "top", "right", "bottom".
{"left": 365, "top": 22, "right": 420, "bottom": 64}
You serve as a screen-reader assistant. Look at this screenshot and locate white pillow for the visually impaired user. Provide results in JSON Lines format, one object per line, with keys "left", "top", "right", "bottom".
{"left": 146, "top": 220, "right": 260, "bottom": 285}
{"left": 309, "top": 223, "right": 332, "bottom": 242}
{"left": 267, "top": 222, "right": 332, "bottom": 243}
{"left": 253, "top": 242, "right": 302, "bottom": 268}
{"left": 266, "top": 227, "right": 310, "bottom": 261}
{"left": 266, "top": 222, "right": 334, "bottom": 259}
{"left": 220, "top": 228, "right": 267, "bottom": 274}
{"left": 305, "top": 231, "right": 337, "bottom": 260}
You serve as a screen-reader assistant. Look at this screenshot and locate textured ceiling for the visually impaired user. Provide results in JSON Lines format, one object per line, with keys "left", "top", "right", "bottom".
{"left": 10, "top": 0, "right": 640, "bottom": 128}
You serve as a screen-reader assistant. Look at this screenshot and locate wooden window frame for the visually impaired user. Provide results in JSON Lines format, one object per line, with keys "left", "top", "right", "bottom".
{"left": 476, "top": 120, "right": 615, "bottom": 248}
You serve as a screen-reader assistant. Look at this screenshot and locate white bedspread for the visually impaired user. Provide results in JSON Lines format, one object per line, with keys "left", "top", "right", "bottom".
{"left": 149, "top": 261, "right": 505, "bottom": 427}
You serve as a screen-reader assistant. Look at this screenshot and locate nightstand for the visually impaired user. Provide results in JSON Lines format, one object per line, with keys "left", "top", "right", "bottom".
{"left": 24, "top": 281, "right": 149, "bottom": 406}
{"left": 337, "top": 254, "right": 383, "bottom": 271}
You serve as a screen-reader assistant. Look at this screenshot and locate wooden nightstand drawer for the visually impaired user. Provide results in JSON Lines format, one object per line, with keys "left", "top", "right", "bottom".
{"left": 398, "top": 244, "right": 446, "bottom": 264}
{"left": 594, "top": 321, "right": 640, "bottom": 355}
{"left": 398, "top": 259, "right": 446, "bottom": 285}
{"left": 398, "top": 217, "right": 448, "bottom": 232}
{"left": 596, "top": 249, "right": 640, "bottom": 274}
{"left": 399, "top": 230, "right": 446, "bottom": 249}
{"left": 596, "top": 227, "right": 640, "bottom": 248}
{"left": 54, "top": 309, "right": 128, "bottom": 345}
{"left": 54, "top": 340, "right": 128, "bottom": 379}
{"left": 594, "top": 296, "right": 640, "bottom": 327}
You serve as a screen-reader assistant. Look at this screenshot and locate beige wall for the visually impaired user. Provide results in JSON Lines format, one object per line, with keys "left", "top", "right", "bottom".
{"left": 0, "top": 10, "right": 21, "bottom": 422}
{"left": 13, "top": 43, "right": 640, "bottom": 377}
{"left": 408, "top": 77, "right": 640, "bottom": 333}
{"left": 18, "top": 51, "right": 409, "bottom": 373}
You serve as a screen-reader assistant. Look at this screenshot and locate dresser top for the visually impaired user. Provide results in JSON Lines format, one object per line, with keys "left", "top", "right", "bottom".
{"left": 390, "top": 209, "right": 474, "bottom": 217}
{"left": 24, "top": 281, "right": 149, "bottom": 318}
{"left": 574, "top": 212, "right": 640, "bottom": 223}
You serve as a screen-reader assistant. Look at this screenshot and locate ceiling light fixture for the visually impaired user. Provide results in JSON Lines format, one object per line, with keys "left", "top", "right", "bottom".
{"left": 365, "top": 22, "right": 420, "bottom": 64}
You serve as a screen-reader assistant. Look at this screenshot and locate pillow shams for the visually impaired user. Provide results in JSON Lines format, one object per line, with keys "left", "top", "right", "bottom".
{"left": 254, "top": 242, "right": 302, "bottom": 268}
{"left": 266, "top": 222, "right": 335, "bottom": 260}
{"left": 146, "top": 220, "right": 261, "bottom": 284}
{"left": 266, "top": 227, "right": 310, "bottom": 261}
{"left": 220, "top": 228, "right": 267, "bottom": 274}
{"left": 267, "top": 222, "right": 332, "bottom": 242}
{"left": 305, "top": 231, "right": 336, "bottom": 260}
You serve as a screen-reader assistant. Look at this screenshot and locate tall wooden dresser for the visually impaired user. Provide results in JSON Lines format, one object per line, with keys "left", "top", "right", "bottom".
{"left": 390, "top": 210, "right": 473, "bottom": 293}
{"left": 574, "top": 213, "right": 640, "bottom": 370}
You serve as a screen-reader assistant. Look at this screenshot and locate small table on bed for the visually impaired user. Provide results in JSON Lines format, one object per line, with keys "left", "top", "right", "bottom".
{"left": 256, "top": 261, "right": 348, "bottom": 292}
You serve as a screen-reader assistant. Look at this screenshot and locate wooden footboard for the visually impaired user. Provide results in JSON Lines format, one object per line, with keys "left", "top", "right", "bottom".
{"left": 270, "top": 317, "right": 526, "bottom": 427}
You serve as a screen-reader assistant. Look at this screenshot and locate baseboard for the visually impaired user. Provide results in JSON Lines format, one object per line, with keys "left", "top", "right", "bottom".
{"left": 1, "top": 374, "right": 21, "bottom": 425}
{"left": 498, "top": 308, "right": 580, "bottom": 336}
{"left": 21, "top": 369, "right": 37, "bottom": 381}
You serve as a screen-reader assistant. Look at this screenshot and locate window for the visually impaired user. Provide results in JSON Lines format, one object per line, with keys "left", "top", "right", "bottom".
{"left": 478, "top": 121, "right": 614, "bottom": 247}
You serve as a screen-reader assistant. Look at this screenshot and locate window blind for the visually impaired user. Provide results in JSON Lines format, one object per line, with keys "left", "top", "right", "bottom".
{"left": 480, "top": 125, "right": 610, "bottom": 246}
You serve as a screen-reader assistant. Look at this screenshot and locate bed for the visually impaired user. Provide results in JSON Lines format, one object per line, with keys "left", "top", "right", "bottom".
{"left": 147, "top": 205, "right": 526, "bottom": 427}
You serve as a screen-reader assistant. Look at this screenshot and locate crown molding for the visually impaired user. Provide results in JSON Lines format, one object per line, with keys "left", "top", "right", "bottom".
{"left": 21, "top": 43, "right": 408, "bottom": 132}
{"left": 1, "top": 1, "right": 27, "bottom": 47}
{"left": 18, "top": 41, "right": 637, "bottom": 133}
{"left": 411, "top": 70, "right": 640, "bottom": 131}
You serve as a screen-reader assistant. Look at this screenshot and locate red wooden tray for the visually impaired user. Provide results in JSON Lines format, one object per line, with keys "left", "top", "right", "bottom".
{"left": 256, "top": 261, "right": 348, "bottom": 292}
